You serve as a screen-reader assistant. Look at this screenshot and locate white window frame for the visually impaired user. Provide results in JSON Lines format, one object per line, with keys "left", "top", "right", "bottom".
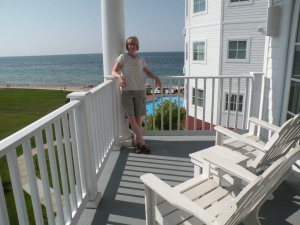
{"left": 193, "top": 0, "right": 207, "bottom": 15}
{"left": 225, "top": 37, "right": 251, "bottom": 63}
{"left": 192, "top": 88, "right": 204, "bottom": 107}
{"left": 185, "top": 42, "right": 189, "bottom": 61}
{"left": 228, "top": 0, "right": 254, "bottom": 7}
{"left": 224, "top": 93, "right": 244, "bottom": 113}
{"left": 192, "top": 40, "right": 207, "bottom": 63}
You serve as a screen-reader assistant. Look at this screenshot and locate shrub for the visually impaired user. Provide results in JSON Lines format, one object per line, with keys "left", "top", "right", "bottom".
{"left": 147, "top": 100, "right": 185, "bottom": 130}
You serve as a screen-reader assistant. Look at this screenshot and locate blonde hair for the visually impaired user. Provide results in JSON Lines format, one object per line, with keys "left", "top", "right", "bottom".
{"left": 126, "top": 36, "right": 139, "bottom": 51}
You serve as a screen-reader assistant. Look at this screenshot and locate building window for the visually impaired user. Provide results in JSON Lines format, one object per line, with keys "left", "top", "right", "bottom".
{"left": 193, "top": 41, "right": 206, "bottom": 61}
{"left": 288, "top": 81, "right": 300, "bottom": 115}
{"left": 228, "top": 41, "right": 247, "bottom": 59}
{"left": 231, "top": 0, "right": 249, "bottom": 2}
{"left": 185, "top": 43, "right": 189, "bottom": 60}
{"left": 228, "top": 0, "right": 253, "bottom": 6}
{"left": 192, "top": 88, "right": 204, "bottom": 107}
{"left": 194, "top": 0, "right": 206, "bottom": 13}
{"left": 225, "top": 94, "right": 244, "bottom": 112}
{"left": 226, "top": 38, "right": 250, "bottom": 63}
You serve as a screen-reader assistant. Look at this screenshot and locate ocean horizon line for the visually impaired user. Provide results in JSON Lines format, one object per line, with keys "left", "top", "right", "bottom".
{"left": 0, "top": 51, "right": 184, "bottom": 58}
{"left": 0, "top": 52, "right": 184, "bottom": 87}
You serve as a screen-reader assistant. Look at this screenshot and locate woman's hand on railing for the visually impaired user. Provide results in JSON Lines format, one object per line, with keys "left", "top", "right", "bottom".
{"left": 154, "top": 76, "right": 162, "bottom": 88}
{"left": 119, "top": 76, "right": 127, "bottom": 88}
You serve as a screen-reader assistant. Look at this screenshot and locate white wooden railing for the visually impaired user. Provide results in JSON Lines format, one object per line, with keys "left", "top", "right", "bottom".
{"left": 0, "top": 73, "right": 263, "bottom": 224}
{"left": 144, "top": 72, "right": 263, "bottom": 134}
{"left": 0, "top": 79, "right": 119, "bottom": 225}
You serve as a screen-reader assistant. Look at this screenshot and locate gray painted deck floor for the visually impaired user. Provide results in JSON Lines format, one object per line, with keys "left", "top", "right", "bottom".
{"left": 78, "top": 136, "right": 300, "bottom": 225}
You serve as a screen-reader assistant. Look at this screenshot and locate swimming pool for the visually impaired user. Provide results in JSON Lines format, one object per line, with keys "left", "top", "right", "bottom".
{"left": 146, "top": 96, "right": 184, "bottom": 115}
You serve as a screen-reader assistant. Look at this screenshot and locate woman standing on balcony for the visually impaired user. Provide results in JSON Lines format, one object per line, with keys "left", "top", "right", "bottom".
{"left": 112, "top": 36, "right": 161, "bottom": 154}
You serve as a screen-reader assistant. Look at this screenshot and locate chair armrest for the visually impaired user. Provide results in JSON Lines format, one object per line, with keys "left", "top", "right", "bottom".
{"left": 140, "top": 173, "right": 215, "bottom": 224}
{"left": 214, "top": 126, "right": 266, "bottom": 151}
{"left": 249, "top": 117, "right": 280, "bottom": 132}
{"left": 201, "top": 152, "right": 257, "bottom": 183}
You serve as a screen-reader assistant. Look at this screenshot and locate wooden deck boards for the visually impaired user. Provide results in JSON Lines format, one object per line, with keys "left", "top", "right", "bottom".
{"left": 77, "top": 136, "right": 300, "bottom": 225}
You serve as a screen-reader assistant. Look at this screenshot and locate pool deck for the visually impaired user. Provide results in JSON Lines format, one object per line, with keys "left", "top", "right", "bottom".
{"left": 146, "top": 92, "right": 184, "bottom": 102}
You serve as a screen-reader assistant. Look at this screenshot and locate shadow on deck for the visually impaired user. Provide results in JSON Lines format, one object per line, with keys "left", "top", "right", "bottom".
{"left": 78, "top": 136, "right": 300, "bottom": 225}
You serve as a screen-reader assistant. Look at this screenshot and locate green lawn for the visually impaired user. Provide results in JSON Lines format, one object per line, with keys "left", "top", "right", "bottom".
{"left": 0, "top": 88, "right": 71, "bottom": 225}
{"left": 0, "top": 88, "right": 71, "bottom": 140}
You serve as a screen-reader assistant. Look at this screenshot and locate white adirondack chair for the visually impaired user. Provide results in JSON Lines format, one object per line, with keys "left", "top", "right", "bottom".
{"left": 140, "top": 147, "right": 300, "bottom": 225}
{"left": 190, "top": 113, "right": 300, "bottom": 175}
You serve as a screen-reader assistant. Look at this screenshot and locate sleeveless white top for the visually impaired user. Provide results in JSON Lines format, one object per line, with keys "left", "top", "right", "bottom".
{"left": 116, "top": 53, "right": 147, "bottom": 91}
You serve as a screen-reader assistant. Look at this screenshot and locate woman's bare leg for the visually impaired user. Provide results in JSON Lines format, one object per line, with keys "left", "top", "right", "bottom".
{"left": 127, "top": 115, "right": 145, "bottom": 145}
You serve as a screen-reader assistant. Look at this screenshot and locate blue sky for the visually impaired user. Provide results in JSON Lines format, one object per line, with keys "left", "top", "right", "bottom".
{"left": 0, "top": 0, "right": 185, "bottom": 57}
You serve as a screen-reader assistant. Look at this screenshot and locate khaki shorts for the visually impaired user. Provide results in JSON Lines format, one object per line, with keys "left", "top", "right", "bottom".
{"left": 121, "top": 90, "right": 146, "bottom": 116}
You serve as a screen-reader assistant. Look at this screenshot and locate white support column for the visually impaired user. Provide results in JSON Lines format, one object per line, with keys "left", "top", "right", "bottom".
{"left": 101, "top": 0, "right": 132, "bottom": 144}
{"left": 250, "top": 72, "right": 264, "bottom": 119}
{"left": 101, "top": 0, "right": 125, "bottom": 76}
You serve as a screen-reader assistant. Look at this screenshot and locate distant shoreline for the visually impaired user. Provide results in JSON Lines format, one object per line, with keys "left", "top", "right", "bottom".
{"left": 0, "top": 84, "right": 184, "bottom": 102}
{"left": 0, "top": 51, "right": 184, "bottom": 58}
{"left": 0, "top": 84, "right": 94, "bottom": 92}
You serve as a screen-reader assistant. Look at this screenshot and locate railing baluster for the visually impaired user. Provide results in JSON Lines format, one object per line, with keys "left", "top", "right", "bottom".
{"left": 110, "top": 79, "right": 120, "bottom": 146}
{"left": 72, "top": 105, "right": 87, "bottom": 194}
{"left": 177, "top": 79, "right": 181, "bottom": 130}
{"left": 7, "top": 150, "right": 29, "bottom": 225}
{"left": 218, "top": 78, "right": 223, "bottom": 127}
{"left": 152, "top": 79, "right": 156, "bottom": 130}
{"left": 45, "top": 126, "right": 64, "bottom": 225}
{"left": 93, "top": 93, "right": 101, "bottom": 167}
{"left": 185, "top": 79, "right": 190, "bottom": 130}
{"left": 35, "top": 131, "right": 56, "bottom": 225}
{"left": 100, "top": 89, "right": 106, "bottom": 161}
{"left": 202, "top": 78, "right": 206, "bottom": 130}
{"left": 54, "top": 119, "right": 72, "bottom": 222}
{"left": 62, "top": 114, "right": 77, "bottom": 212}
{"left": 95, "top": 92, "right": 103, "bottom": 165}
{"left": 194, "top": 78, "right": 198, "bottom": 130}
{"left": 169, "top": 79, "right": 172, "bottom": 130}
{"left": 210, "top": 78, "right": 215, "bottom": 130}
{"left": 160, "top": 91, "right": 164, "bottom": 131}
{"left": 244, "top": 77, "right": 250, "bottom": 130}
{"left": 105, "top": 85, "right": 111, "bottom": 150}
{"left": 22, "top": 140, "right": 44, "bottom": 225}
{"left": 106, "top": 84, "right": 114, "bottom": 151}
{"left": 89, "top": 95, "right": 99, "bottom": 170}
{"left": 69, "top": 111, "right": 83, "bottom": 202}
{"left": 0, "top": 175, "right": 9, "bottom": 225}
{"left": 227, "top": 78, "right": 232, "bottom": 128}
{"left": 235, "top": 78, "right": 241, "bottom": 130}
{"left": 103, "top": 85, "right": 110, "bottom": 155}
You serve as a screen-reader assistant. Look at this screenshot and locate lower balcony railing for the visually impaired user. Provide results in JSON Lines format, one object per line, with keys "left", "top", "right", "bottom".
{"left": 144, "top": 72, "right": 263, "bottom": 134}
{"left": 0, "top": 72, "right": 264, "bottom": 224}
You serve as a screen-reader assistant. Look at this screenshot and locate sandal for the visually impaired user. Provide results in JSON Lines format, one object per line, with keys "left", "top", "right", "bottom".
{"left": 141, "top": 144, "right": 150, "bottom": 154}
{"left": 133, "top": 144, "right": 142, "bottom": 154}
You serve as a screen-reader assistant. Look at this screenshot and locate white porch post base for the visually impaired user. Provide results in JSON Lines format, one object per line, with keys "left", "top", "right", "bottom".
{"left": 85, "top": 193, "right": 102, "bottom": 209}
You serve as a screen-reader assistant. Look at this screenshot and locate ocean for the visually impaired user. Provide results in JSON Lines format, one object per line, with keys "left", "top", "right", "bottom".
{"left": 0, "top": 52, "right": 184, "bottom": 87}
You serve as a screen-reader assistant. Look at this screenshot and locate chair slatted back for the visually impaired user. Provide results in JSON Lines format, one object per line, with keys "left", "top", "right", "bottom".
{"left": 253, "top": 114, "right": 300, "bottom": 168}
{"left": 221, "top": 147, "right": 300, "bottom": 225}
